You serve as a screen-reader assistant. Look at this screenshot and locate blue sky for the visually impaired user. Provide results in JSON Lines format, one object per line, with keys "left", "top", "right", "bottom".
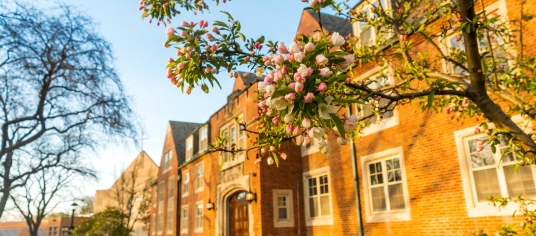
{"left": 51, "top": 0, "right": 318, "bottom": 198}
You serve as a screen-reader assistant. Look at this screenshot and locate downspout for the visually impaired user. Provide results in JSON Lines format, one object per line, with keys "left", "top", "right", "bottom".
{"left": 177, "top": 173, "right": 182, "bottom": 236}
{"left": 296, "top": 179, "right": 300, "bottom": 236}
{"left": 347, "top": 106, "right": 364, "bottom": 236}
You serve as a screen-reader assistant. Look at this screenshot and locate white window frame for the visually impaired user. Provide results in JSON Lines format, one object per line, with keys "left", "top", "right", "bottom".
{"left": 302, "top": 166, "right": 333, "bottom": 226}
{"left": 199, "top": 125, "right": 208, "bottom": 151}
{"left": 455, "top": 115, "right": 535, "bottom": 217}
{"left": 153, "top": 186, "right": 157, "bottom": 207}
{"left": 353, "top": 67, "right": 399, "bottom": 136}
{"left": 361, "top": 146, "right": 411, "bottom": 222}
{"left": 167, "top": 177, "right": 175, "bottom": 234}
{"left": 219, "top": 114, "right": 245, "bottom": 170}
{"left": 194, "top": 201, "right": 203, "bottom": 233}
{"left": 272, "top": 189, "right": 294, "bottom": 228}
{"left": 195, "top": 163, "right": 204, "bottom": 193}
{"left": 185, "top": 136, "right": 193, "bottom": 162}
{"left": 182, "top": 171, "right": 189, "bottom": 198}
{"left": 180, "top": 205, "right": 188, "bottom": 234}
{"left": 352, "top": 0, "right": 391, "bottom": 47}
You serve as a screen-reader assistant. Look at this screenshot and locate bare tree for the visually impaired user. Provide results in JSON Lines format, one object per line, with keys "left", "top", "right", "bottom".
{"left": 9, "top": 133, "right": 96, "bottom": 236}
{"left": 109, "top": 157, "right": 154, "bottom": 233}
{"left": 76, "top": 196, "right": 94, "bottom": 215}
{"left": 0, "top": 1, "right": 138, "bottom": 218}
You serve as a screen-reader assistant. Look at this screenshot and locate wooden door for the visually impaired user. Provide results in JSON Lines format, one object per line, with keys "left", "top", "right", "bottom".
{"left": 228, "top": 191, "right": 249, "bottom": 236}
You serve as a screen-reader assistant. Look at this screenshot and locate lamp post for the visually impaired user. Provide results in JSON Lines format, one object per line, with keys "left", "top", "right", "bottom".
{"left": 69, "top": 203, "right": 78, "bottom": 235}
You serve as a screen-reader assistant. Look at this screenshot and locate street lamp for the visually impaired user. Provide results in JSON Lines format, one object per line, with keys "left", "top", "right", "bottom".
{"left": 69, "top": 202, "right": 78, "bottom": 235}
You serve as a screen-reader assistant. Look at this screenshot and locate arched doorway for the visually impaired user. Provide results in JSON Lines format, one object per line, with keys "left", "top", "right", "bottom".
{"left": 228, "top": 191, "right": 249, "bottom": 236}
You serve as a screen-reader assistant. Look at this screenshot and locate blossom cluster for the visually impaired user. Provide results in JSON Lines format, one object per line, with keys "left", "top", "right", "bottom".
{"left": 254, "top": 32, "right": 358, "bottom": 160}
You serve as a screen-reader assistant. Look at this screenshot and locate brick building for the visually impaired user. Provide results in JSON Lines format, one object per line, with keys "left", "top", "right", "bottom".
{"left": 148, "top": 0, "right": 536, "bottom": 235}
{"left": 0, "top": 217, "right": 89, "bottom": 236}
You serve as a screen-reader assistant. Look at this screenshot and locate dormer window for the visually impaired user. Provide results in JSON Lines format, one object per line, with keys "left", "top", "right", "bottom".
{"left": 185, "top": 136, "right": 193, "bottom": 162}
{"left": 199, "top": 125, "right": 208, "bottom": 151}
{"left": 163, "top": 150, "right": 172, "bottom": 173}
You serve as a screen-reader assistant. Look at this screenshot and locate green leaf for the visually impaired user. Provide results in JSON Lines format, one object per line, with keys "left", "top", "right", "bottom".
{"left": 330, "top": 114, "right": 346, "bottom": 139}
{"left": 491, "top": 144, "right": 496, "bottom": 154}
{"left": 271, "top": 87, "right": 294, "bottom": 98}
{"left": 427, "top": 90, "right": 435, "bottom": 108}
{"left": 272, "top": 152, "right": 279, "bottom": 167}
{"left": 325, "top": 51, "right": 349, "bottom": 58}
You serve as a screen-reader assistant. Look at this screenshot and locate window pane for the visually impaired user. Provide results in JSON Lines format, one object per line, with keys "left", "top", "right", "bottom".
{"left": 369, "top": 163, "right": 376, "bottom": 174}
{"left": 320, "top": 195, "right": 331, "bottom": 216}
{"left": 371, "top": 186, "right": 386, "bottom": 211}
{"left": 473, "top": 168, "right": 501, "bottom": 201}
{"left": 309, "top": 197, "right": 318, "bottom": 217}
{"left": 468, "top": 139, "right": 495, "bottom": 168}
{"left": 504, "top": 165, "right": 536, "bottom": 197}
{"left": 388, "top": 183, "right": 406, "bottom": 210}
{"left": 278, "top": 196, "right": 286, "bottom": 207}
{"left": 309, "top": 178, "right": 317, "bottom": 196}
{"left": 278, "top": 208, "right": 288, "bottom": 220}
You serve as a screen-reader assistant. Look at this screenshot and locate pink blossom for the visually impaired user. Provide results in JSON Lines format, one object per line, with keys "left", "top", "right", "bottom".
{"left": 204, "top": 67, "right": 212, "bottom": 73}
{"left": 281, "top": 153, "right": 287, "bottom": 160}
{"left": 176, "top": 50, "right": 182, "bottom": 56}
{"left": 282, "top": 66, "right": 289, "bottom": 75}
{"left": 295, "top": 135, "right": 304, "bottom": 145}
{"left": 272, "top": 116, "right": 279, "bottom": 125}
{"left": 165, "top": 27, "right": 176, "bottom": 39}
{"left": 477, "top": 69, "right": 482, "bottom": 73}
{"left": 270, "top": 146, "right": 276, "bottom": 152}
{"left": 456, "top": 35, "right": 462, "bottom": 42}
{"left": 274, "top": 54, "right": 284, "bottom": 64}
{"left": 303, "top": 136, "right": 311, "bottom": 146}
{"left": 264, "top": 76, "right": 273, "bottom": 83}
{"left": 212, "top": 26, "right": 220, "bottom": 34}
{"left": 285, "top": 93, "right": 296, "bottom": 101}
{"left": 255, "top": 158, "right": 262, "bottom": 164}
{"left": 292, "top": 126, "right": 302, "bottom": 136}
{"left": 345, "top": 77, "right": 351, "bottom": 84}
{"left": 181, "top": 31, "right": 188, "bottom": 37}
{"left": 273, "top": 70, "right": 283, "bottom": 81}
{"left": 294, "top": 82, "right": 304, "bottom": 93}
{"left": 304, "top": 92, "right": 314, "bottom": 103}
{"left": 212, "top": 44, "right": 217, "bottom": 51}
{"left": 302, "top": 118, "right": 311, "bottom": 128}
{"left": 307, "top": 68, "right": 314, "bottom": 77}
{"left": 319, "top": 68, "right": 333, "bottom": 77}
{"left": 211, "top": 68, "right": 218, "bottom": 74}
{"left": 287, "top": 53, "right": 295, "bottom": 63}
{"left": 476, "top": 145, "right": 484, "bottom": 152}
{"left": 206, "top": 33, "right": 215, "bottom": 41}
{"left": 374, "top": 96, "right": 381, "bottom": 101}
{"left": 304, "top": 42, "right": 315, "bottom": 52}
{"left": 186, "top": 86, "right": 193, "bottom": 94}
{"left": 288, "top": 82, "right": 296, "bottom": 90}
{"left": 278, "top": 42, "right": 288, "bottom": 54}
{"left": 286, "top": 124, "right": 294, "bottom": 134}
{"left": 176, "top": 62, "right": 185, "bottom": 71}
{"left": 245, "top": 56, "right": 251, "bottom": 62}
{"left": 318, "top": 82, "right": 327, "bottom": 92}
{"left": 181, "top": 20, "right": 188, "bottom": 26}
{"left": 294, "top": 73, "right": 304, "bottom": 83}
{"left": 486, "top": 129, "right": 491, "bottom": 135}
{"left": 168, "top": 58, "right": 174, "bottom": 63}
{"left": 289, "top": 42, "right": 300, "bottom": 54}
{"left": 474, "top": 127, "right": 481, "bottom": 134}
{"left": 309, "top": 0, "right": 318, "bottom": 7}
{"left": 316, "top": 54, "right": 328, "bottom": 65}
{"left": 267, "top": 157, "right": 274, "bottom": 165}
{"left": 284, "top": 113, "right": 295, "bottom": 123}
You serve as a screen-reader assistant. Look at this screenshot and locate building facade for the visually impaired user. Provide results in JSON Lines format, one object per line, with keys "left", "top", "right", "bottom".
{"left": 149, "top": 0, "right": 536, "bottom": 235}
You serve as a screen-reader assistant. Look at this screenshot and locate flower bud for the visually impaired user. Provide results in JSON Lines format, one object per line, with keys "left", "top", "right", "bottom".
{"left": 286, "top": 124, "right": 294, "bottom": 134}
{"left": 212, "top": 26, "right": 220, "bottom": 34}
{"left": 267, "top": 157, "right": 274, "bottom": 165}
{"left": 294, "top": 82, "right": 304, "bottom": 93}
{"left": 318, "top": 82, "right": 327, "bottom": 92}
{"left": 304, "top": 92, "right": 314, "bottom": 103}
{"left": 284, "top": 113, "right": 295, "bottom": 124}
{"left": 304, "top": 42, "right": 315, "bottom": 52}
{"left": 292, "top": 126, "right": 302, "bottom": 136}
{"left": 281, "top": 153, "right": 287, "bottom": 160}
{"left": 278, "top": 42, "right": 288, "bottom": 54}
{"left": 302, "top": 118, "right": 311, "bottom": 128}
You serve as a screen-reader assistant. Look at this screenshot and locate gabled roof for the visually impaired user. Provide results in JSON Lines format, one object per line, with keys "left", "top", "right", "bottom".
{"left": 169, "top": 121, "right": 203, "bottom": 153}
{"left": 238, "top": 71, "right": 263, "bottom": 87}
{"left": 298, "top": 10, "right": 353, "bottom": 37}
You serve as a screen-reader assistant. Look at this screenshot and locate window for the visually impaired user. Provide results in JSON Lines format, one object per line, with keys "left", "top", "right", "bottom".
{"left": 442, "top": 1, "right": 511, "bottom": 75}
{"left": 48, "top": 227, "right": 58, "bottom": 236}
{"left": 195, "top": 164, "right": 204, "bottom": 192}
{"left": 185, "top": 136, "right": 193, "bottom": 161}
{"left": 361, "top": 146, "right": 410, "bottom": 222}
{"left": 303, "top": 167, "right": 333, "bottom": 226}
{"left": 199, "top": 125, "right": 208, "bottom": 151}
{"left": 167, "top": 177, "right": 175, "bottom": 233}
{"left": 61, "top": 226, "right": 69, "bottom": 236}
{"left": 182, "top": 171, "right": 189, "bottom": 197}
{"left": 195, "top": 202, "right": 203, "bottom": 232}
{"left": 219, "top": 114, "right": 245, "bottom": 169}
{"left": 354, "top": 68, "right": 399, "bottom": 135}
{"left": 163, "top": 150, "right": 172, "bottom": 173}
{"left": 455, "top": 118, "right": 536, "bottom": 217}
{"left": 152, "top": 214, "right": 156, "bottom": 235}
{"left": 352, "top": 0, "right": 391, "bottom": 46}
{"left": 181, "top": 206, "right": 188, "bottom": 233}
{"left": 153, "top": 186, "right": 157, "bottom": 207}
{"left": 273, "top": 189, "right": 294, "bottom": 227}
{"left": 157, "top": 182, "right": 164, "bottom": 234}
